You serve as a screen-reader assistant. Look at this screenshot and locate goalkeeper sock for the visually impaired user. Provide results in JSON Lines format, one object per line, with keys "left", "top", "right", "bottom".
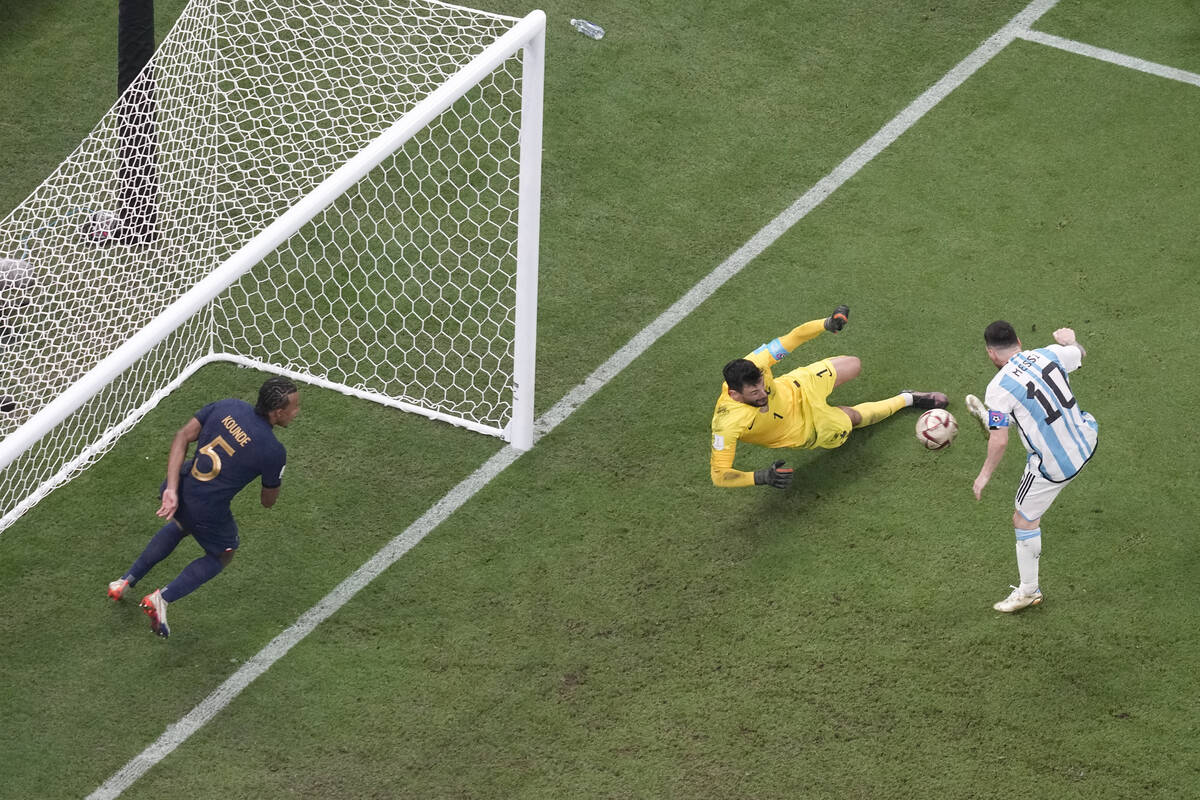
{"left": 850, "top": 395, "right": 907, "bottom": 428}
{"left": 1015, "top": 528, "right": 1042, "bottom": 593}
{"left": 125, "top": 521, "right": 187, "bottom": 584}
{"left": 161, "top": 553, "right": 226, "bottom": 602}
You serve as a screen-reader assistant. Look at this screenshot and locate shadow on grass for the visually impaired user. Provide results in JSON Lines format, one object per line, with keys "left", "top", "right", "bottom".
{"left": 729, "top": 423, "right": 893, "bottom": 544}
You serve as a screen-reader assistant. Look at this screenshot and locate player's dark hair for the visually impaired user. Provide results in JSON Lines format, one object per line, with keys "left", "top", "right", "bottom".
{"left": 984, "top": 320, "right": 1019, "bottom": 349}
{"left": 256, "top": 376, "right": 298, "bottom": 417}
{"left": 723, "top": 358, "right": 762, "bottom": 393}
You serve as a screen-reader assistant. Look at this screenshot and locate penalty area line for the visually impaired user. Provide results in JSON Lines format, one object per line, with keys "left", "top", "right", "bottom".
{"left": 87, "top": 0, "right": 1059, "bottom": 796}
{"left": 1017, "top": 29, "right": 1200, "bottom": 88}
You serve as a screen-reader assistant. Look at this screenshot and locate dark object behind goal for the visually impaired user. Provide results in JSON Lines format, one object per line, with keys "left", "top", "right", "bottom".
{"left": 118, "top": 0, "right": 160, "bottom": 244}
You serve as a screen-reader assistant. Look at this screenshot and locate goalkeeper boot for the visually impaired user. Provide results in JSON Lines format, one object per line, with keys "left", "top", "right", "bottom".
{"left": 993, "top": 585, "right": 1043, "bottom": 613}
{"left": 964, "top": 394, "right": 990, "bottom": 438}
{"left": 140, "top": 589, "right": 171, "bottom": 638}
{"left": 902, "top": 390, "right": 949, "bottom": 410}
{"left": 107, "top": 578, "right": 129, "bottom": 602}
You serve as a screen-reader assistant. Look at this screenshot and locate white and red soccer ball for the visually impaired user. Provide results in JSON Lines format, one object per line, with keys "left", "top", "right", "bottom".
{"left": 916, "top": 408, "right": 958, "bottom": 450}
{"left": 84, "top": 210, "right": 121, "bottom": 243}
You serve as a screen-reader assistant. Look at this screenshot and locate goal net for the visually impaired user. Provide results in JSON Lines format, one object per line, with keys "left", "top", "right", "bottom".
{"left": 0, "top": 1, "right": 544, "bottom": 535}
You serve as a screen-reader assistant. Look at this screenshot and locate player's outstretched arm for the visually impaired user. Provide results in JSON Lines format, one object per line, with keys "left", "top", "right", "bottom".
{"left": 1053, "top": 327, "right": 1086, "bottom": 358}
{"left": 710, "top": 435, "right": 792, "bottom": 489}
{"left": 768, "top": 305, "right": 850, "bottom": 359}
{"left": 712, "top": 468, "right": 755, "bottom": 487}
{"left": 710, "top": 461, "right": 794, "bottom": 489}
{"left": 823, "top": 304, "right": 850, "bottom": 333}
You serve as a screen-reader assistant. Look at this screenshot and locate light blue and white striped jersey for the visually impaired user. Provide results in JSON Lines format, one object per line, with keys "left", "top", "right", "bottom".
{"left": 984, "top": 343, "right": 1098, "bottom": 482}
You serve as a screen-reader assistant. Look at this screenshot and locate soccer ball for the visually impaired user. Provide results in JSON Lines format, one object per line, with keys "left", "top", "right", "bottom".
{"left": 916, "top": 409, "right": 958, "bottom": 450}
{"left": 83, "top": 210, "right": 121, "bottom": 243}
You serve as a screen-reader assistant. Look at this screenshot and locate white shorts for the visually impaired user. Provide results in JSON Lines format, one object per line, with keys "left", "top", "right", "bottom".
{"left": 1013, "top": 466, "right": 1075, "bottom": 522}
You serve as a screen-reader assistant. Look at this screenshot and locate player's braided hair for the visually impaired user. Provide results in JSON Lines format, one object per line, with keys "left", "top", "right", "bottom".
{"left": 256, "top": 376, "right": 298, "bottom": 417}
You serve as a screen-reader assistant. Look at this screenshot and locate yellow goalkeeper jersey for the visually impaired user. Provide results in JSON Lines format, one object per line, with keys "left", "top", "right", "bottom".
{"left": 710, "top": 320, "right": 850, "bottom": 487}
{"left": 712, "top": 350, "right": 818, "bottom": 461}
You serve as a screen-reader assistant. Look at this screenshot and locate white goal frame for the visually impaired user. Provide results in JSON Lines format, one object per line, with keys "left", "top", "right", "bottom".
{"left": 0, "top": 6, "right": 544, "bottom": 533}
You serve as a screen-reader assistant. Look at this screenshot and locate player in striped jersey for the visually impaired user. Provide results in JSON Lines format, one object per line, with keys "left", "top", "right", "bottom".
{"left": 966, "top": 321, "right": 1098, "bottom": 613}
{"left": 710, "top": 304, "right": 948, "bottom": 489}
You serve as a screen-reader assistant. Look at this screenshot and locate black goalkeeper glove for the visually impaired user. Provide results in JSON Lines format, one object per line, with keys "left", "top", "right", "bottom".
{"left": 824, "top": 304, "right": 850, "bottom": 333}
{"left": 754, "top": 460, "right": 794, "bottom": 489}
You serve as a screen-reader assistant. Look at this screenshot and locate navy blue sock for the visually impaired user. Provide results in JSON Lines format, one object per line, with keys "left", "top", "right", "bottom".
{"left": 123, "top": 522, "right": 187, "bottom": 586}
{"left": 161, "top": 553, "right": 225, "bottom": 603}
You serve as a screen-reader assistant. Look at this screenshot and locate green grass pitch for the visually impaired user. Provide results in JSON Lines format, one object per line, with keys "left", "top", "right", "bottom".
{"left": 1, "top": 1, "right": 1198, "bottom": 797}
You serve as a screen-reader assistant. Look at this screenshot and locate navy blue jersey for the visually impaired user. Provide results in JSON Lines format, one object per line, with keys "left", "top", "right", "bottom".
{"left": 176, "top": 398, "right": 286, "bottom": 527}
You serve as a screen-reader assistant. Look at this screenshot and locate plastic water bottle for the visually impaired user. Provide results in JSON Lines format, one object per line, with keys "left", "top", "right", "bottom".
{"left": 569, "top": 19, "right": 605, "bottom": 40}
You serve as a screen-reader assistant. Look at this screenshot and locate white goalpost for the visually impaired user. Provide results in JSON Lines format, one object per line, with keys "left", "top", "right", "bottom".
{"left": 0, "top": 1, "right": 545, "bottom": 535}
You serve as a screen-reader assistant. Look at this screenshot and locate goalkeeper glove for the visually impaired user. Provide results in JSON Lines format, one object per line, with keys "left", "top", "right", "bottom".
{"left": 824, "top": 304, "right": 850, "bottom": 333}
{"left": 754, "top": 460, "right": 794, "bottom": 489}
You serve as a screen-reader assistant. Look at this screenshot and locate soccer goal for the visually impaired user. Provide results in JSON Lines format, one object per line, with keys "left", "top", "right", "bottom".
{"left": 0, "top": 1, "right": 545, "bottom": 535}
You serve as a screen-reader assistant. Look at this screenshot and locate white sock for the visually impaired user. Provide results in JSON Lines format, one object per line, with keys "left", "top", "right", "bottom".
{"left": 1015, "top": 527, "right": 1042, "bottom": 593}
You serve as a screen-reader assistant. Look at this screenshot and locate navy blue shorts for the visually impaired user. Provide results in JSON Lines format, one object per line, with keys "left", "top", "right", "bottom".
{"left": 161, "top": 482, "right": 239, "bottom": 554}
{"left": 176, "top": 506, "right": 240, "bottom": 555}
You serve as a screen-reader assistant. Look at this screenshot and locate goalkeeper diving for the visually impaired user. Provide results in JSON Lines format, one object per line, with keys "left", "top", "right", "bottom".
{"left": 710, "top": 305, "right": 948, "bottom": 488}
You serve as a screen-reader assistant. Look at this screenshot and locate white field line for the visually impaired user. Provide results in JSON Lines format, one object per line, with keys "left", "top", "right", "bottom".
{"left": 87, "top": 0, "right": 1060, "bottom": 797}
{"left": 1018, "top": 29, "right": 1200, "bottom": 88}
